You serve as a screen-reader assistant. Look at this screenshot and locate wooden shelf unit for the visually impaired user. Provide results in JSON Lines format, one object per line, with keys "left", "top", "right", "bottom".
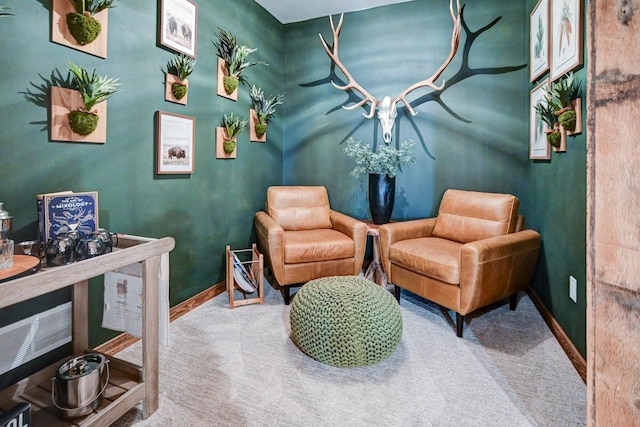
{"left": 0, "top": 235, "right": 175, "bottom": 426}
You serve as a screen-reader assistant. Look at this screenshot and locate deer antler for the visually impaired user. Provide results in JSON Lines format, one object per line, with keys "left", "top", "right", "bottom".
{"left": 318, "top": 14, "right": 379, "bottom": 119}
{"left": 393, "top": 0, "right": 462, "bottom": 116}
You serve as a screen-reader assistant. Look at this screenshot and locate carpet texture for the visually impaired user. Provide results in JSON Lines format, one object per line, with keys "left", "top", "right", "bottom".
{"left": 112, "top": 282, "right": 586, "bottom": 426}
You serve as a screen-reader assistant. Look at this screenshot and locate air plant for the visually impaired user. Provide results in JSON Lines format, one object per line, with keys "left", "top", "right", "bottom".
{"left": 67, "top": 0, "right": 117, "bottom": 45}
{"left": 213, "top": 28, "right": 267, "bottom": 94}
{"left": 67, "top": 62, "right": 121, "bottom": 135}
{"left": 548, "top": 72, "right": 580, "bottom": 131}
{"left": 221, "top": 113, "right": 248, "bottom": 154}
{"left": 249, "top": 85, "right": 284, "bottom": 137}
{"left": 167, "top": 54, "right": 196, "bottom": 100}
{"left": 534, "top": 99, "right": 561, "bottom": 148}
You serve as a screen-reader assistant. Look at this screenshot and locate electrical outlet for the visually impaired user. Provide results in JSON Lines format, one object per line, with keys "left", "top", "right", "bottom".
{"left": 569, "top": 276, "right": 577, "bottom": 303}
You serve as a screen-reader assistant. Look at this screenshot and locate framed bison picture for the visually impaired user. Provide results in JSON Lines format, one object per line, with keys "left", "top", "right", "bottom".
{"left": 159, "top": 0, "right": 198, "bottom": 58}
{"left": 156, "top": 111, "right": 195, "bottom": 174}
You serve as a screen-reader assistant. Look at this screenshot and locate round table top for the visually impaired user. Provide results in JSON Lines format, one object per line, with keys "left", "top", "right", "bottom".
{"left": 0, "top": 255, "right": 41, "bottom": 283}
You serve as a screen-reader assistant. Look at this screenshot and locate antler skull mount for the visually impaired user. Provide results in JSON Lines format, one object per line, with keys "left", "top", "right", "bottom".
{"left": 318, "top": 0, "right": 462, "bottom": 143}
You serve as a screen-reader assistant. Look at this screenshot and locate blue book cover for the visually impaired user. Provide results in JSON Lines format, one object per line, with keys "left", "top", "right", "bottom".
{"left": 43, "top": 191, "right": 99, "bottom": 243}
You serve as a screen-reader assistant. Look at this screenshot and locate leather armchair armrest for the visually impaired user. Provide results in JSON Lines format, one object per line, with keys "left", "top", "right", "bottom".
{"left": 330, "top": 210, "right": 368, "bottom": 274}
{"left": 379, "top": 218, "right": 436, "bottom": 280}
{"left": 254, "top": 211, "right": 285, "bottom": 285}
{"left": 459, "top": 229, "right": 541, "bottom": 314}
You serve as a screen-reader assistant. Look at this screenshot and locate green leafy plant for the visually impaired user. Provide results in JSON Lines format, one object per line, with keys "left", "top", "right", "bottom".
{"left": 249, "top": 85, "right": 284, "bottom": 137}
{"left": 221, "top": 113, "right": 248, "bottom": 154}
{"left": 534, "top": 99, "right": 561, "bottom": 148}
{"left": 213, "top": 28, "right": 267, "bottom": 94}
{"left": 167, "top": 54, "right": 196, "bottom": 100}
{"left": 0, "top": 6, "right": 14, "bottom": 17}
{"left": 548, "top": 72, "right": 580, "bottom": 131}
{"left": 67, "top": 62, "right": 121, "bottom": 135}
{"left": 344, "top": 138, "right": 416, "bottom": 178}
{"left": 67, "top": 0, "right": 117, "bottom": 45}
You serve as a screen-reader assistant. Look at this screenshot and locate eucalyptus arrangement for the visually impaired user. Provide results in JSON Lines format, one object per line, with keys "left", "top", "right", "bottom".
{"left": 67, "top": 62, "right": 121, "bottom": 135}
{"left": 213, "top": 28, "right": 267, "bottom": 94}
{"left": 249, "top": 85, "right": 284, "bottom": 137}
{"left": 222, "top": 113, "right": 248, "bottom": 154}
{"left": 344, "top": 138, "right": 416, "bottom": 178}
{"left": 67, "top": 0, "right": 117, "bottom": 45}
{"left": 548, "top": 72, "right": 580, "bottom": 131}
{"left": 167, "top": 53, "right": 196, "bottom": 100}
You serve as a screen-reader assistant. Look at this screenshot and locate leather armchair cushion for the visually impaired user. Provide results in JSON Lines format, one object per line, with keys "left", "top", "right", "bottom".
{"left": 389, "top": 237, "right": 461, "bottom": 285}
{"left": 284, "top": 229, "right": 355, "bottom": 264}
{"left": 266, "top": 186, "right": 332, "bottom": 231}
{"left": 432, "top": 189, "right": 519, "bottom": 244}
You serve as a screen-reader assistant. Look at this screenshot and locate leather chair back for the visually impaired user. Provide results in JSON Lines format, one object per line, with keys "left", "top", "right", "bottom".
{"left": 266, "top": 186, "right": 332, "bottom": 231}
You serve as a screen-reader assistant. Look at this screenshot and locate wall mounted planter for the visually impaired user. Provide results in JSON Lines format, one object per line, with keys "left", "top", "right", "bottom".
{"left": 50, "top": 87, "right": 107, "bottom": 143}
{"left": 165, "top": 74, "right": 188, "bottom": 105}
{"left": 216, "top": 127, "right": 237, "bottom": 159}
{"left": 249, "top": 109, "right": 266, "bottom": 142}
{"left": 216, "top": 58, "right": 237, "bottom": 101}
{"left": 51, "top": 0, "right": 108, "bottom": 58}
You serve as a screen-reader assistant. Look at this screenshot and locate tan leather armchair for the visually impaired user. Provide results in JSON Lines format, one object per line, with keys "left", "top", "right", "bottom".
{"left": 379, "top": 189, "right": 541, "bottom": 337}
{"left": 255, "top": 186, "right": 367, "bottom": 304}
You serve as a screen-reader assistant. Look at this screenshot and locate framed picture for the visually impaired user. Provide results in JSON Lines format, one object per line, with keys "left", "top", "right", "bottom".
{"left": 159, "top": 0, "right": 198, "bottom": 58}
{"left": 529, "top": 79, "right": 551, "bottom": 160}
{"left": 530, "top": 0, "right": 549, "bottom": 82}
{"left": 550, "top": 0, "right": 583, "bottom": 81}
{"left": 156, "top": 111, "right": 195, "bottom": 174}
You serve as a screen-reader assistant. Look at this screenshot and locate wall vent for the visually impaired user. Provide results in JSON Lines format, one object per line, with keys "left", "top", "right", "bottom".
{"left": 0, "top": 302, "right": 72, "bottom": 376}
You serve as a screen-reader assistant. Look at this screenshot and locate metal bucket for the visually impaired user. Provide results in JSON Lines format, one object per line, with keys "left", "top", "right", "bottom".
{"left": 51, "top": 353, "right": 109, "bottom": 419}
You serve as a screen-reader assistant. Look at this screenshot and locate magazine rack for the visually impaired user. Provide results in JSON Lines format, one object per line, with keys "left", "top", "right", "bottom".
{"left": 225, "top": 244, "right": 264, "bottom": 308}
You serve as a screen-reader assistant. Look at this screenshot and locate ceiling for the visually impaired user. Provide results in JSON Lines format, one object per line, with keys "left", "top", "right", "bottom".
{"left": 254, "top": 0, "right": 415, "bottom": 24}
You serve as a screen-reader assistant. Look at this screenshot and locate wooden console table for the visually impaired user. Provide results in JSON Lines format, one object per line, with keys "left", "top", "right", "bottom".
{"left": 0, "top": 235, "right": 175, "bottom": 426}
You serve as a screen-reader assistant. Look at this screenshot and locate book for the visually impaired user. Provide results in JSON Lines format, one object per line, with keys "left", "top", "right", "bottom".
{"left": 38, "top": 191, "right": 99, "bottom": 245}
{"left": 232, "top": 252, "right": 257, "bottom": 294}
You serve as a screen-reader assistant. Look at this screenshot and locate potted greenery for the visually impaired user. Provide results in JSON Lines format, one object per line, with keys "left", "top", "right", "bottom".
{"left": 67, "top": 0, "right": 116, "bottom": 45}
{"left": 534, "top": 99, "right": 561, "bottom": 148}
{"left": 213, "top": 28, "right": 267, "bottom": 94}
{"left": 67, "top": 62, "right": 121, "bottom": 136}
{"left": 249, "top": 86, "right": 284, "bottom": 138}
{"left": 548, "top": 72, "right": 580, "bottom": 132}
{"left": 222, "top": 113, "right": 248, "bottom": 154}
{"left": 344, "top": 138, "right": 416, "bottom": 224}
{"left": 167, "top": 54, "right": 196, "bottom": 100}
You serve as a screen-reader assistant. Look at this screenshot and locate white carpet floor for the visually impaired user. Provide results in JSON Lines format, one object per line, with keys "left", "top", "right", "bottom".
{"left": 112, "top": 281, "right": 586, "bottom": 426}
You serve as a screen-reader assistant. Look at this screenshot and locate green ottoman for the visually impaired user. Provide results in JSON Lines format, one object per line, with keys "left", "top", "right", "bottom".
{"left": 290, "top": 276, "right": 403, "bottom": 368}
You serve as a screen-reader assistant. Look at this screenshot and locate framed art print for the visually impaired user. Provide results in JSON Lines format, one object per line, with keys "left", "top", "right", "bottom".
{"left": 156, "top": 111, "right": 195, "bottom": 174}
{"left": 550, "top": 0, "right": 583, "bottom": 81}
{"left": 530, "top": 0, "right": 549, "bottom": 82}
{"left": 530, "top": 79, "right": 551, "bottom": 160}
{"left": 159, "top": 0, "right": 198, "bottom": 58}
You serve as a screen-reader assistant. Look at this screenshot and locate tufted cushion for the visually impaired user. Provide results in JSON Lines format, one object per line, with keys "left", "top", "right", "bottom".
{"left": 432, "top": 189, "right": 519, "bottom": 244}
{"left": 266, "top": 186, "right": 332, "bottom": 231}
{"left": 290, "top": 276, "right": 402, "bottom": 368}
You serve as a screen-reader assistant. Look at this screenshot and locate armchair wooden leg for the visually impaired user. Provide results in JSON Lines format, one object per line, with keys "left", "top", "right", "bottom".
{"left": 393, "top": 285, "right": 401, "bottom": 302}
{"left": 509, "top": 292, "right": 518, "bottom": 311}
{"left": 281, "top": 286, "right": 291, "bottom": 305}
{"left": 456, "top": 313, "right": 464, "bottom": 338}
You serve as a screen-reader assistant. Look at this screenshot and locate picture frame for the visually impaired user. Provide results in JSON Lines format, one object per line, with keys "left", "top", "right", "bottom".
{"left": 529, "top": 79, "right": 551, "bottom": 160}
{"left": 550, "top": 0, "right": 583, "bottom": 81}
{"left": 156, "top": 111, "right": 195, "bottom": 174}
{"left": 530, "top": 0, "right": 549, "bottom": 82}
{"left": 159, "top": 0, "right": 198, "bottom": 58}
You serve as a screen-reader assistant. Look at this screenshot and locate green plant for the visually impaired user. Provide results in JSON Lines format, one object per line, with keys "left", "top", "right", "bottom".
{"left": 167, "top": 54, "right": 196, "bottom": 100}
{"left": 221, "top": 113, "right": 248, "bottom": 154}
{"left": 534, "top": 99, "right": 562, "bottom": 148}
{"left": 67, "top": 0, "right": 117, "bottom": 45}
{"left": 344, "top": 138, "right": 416, "bottom": 178}
{"left": 67, "top": 62, "right": 121, "bottom": 135}
{"left": 249, "top": 85, "right": 284, "bottom": 136}
{"left": 548, "top": 72, "right": 580, "bottom": 131}
{"left": 213, "top": 28, "right": 267, "bottom": 93}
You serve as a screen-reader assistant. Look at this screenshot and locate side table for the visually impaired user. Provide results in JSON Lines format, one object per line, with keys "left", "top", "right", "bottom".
{"left": 363, "top": 221, "right": 389, "bottom": 288}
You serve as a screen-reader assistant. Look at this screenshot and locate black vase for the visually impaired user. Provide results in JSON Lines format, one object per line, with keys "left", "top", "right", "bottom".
{"left": 369, "top": 173, "right": 396, "bottom": 225}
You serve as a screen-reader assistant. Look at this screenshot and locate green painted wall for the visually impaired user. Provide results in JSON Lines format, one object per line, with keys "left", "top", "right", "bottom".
{"left": 522, "top": 0, "right": 588, "bottom": 356}
{"left": 0, "top": 0, "right": 283, "bottom": 387}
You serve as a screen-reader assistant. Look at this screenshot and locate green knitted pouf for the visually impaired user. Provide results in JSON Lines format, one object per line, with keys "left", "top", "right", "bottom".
{"left": 290, "top": 276, "right": 403, "bottom": 368}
